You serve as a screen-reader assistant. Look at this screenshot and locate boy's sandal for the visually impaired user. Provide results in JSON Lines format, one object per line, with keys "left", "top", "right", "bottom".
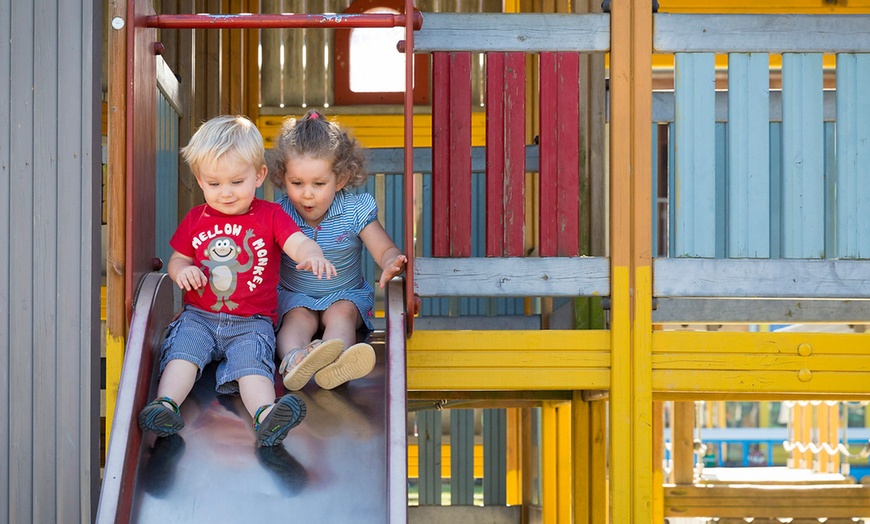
{"left": 138, "top": 396, "right": 184, "bottom": 437}
{"left": 279, "top": 338, "right": 344, "bottom": 391}
{"left": 254, "top": 394, "right": 307, "bottom": 447}
{"left": 314, "top": 342, "right": 376, "bottom": 390}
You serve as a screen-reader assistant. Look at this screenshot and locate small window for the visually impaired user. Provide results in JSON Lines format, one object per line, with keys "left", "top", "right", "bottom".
{"left": 334, "top": 0, "right": 430, "bottom": 105}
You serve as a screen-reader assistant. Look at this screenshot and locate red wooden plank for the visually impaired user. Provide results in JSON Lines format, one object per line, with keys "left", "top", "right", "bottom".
{"left": 448, "top": 52, "right": 472, "bottom": 257}
{"left": 432, "top": 52, "right": 451, "bottom": 257}
{"left": 432, "top": 52, "right": 473, "bottom": 257}
{"left": 486, "top": 52, "right": 526, "bottom": 257}
{"left": 556, "top": 52, "right": 580, "bottom": 257}
{"left": 539, "top": 52, "right": 580, "bottom": 257}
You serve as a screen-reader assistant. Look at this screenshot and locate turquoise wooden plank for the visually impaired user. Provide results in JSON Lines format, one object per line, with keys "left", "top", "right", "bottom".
{"left": 668, "top": 122, "right": 676, "bottom": 258}
{"left": 483, "top": 408, "right": 507, "bottom": 505}
{"left": 824, "top": 122, "right": 837, "bottom": 259}
{"left": 715, "top": 123, "right": 727, "bottom": 259}
{"left": 727, "top": 53, "right": 770, "bottom": 258}
{"left": 450, "top": 410, "right": 475, "bottom": 506}
{"left": 769, "top": 122, "right": 783, "bottom": 259}
{"left": 836, "top": 53, "right": 870, "bottom": 259}
{"left": 673, "top": 53, "right": 716, "bottom": 257}
{"left": 155, "top": 91, "right": 179, "bottom": 271}
{"left": 781, "top": 53, "right": 825, "bottom": 258}
{"left": 417, "top": 410, "right": 443, "bottom": 506}
{"left": 652, "top": 124, "right": 660, "bottom": 257}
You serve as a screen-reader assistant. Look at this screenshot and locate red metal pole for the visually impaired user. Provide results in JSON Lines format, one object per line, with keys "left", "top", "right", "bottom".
{"left": 403, "top": 0, "right": 416, "bottom": 335}
{"left": 145, "top": 12, "right": 423, "bottom": 30}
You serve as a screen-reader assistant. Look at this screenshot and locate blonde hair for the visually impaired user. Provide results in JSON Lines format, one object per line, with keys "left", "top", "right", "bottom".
{"left": 181, "top": 115, "right": 265, "bottom": 176}
{"left": 267, "top": 109, "right": 367, "bottom": 191}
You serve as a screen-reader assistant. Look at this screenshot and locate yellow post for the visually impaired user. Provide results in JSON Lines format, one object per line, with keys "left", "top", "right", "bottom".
{"left": 609, "top": 0, "right": 654, "bottom": 521}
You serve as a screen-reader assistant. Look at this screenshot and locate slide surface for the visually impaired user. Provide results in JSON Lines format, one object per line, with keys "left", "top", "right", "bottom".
{"left": 98, "top": 273, "right": 405, "bottom": 523}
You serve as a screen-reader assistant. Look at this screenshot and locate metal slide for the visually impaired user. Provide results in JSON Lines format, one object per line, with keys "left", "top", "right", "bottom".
{"left": 97, "top": 273, "right": 408, "bottom": 523}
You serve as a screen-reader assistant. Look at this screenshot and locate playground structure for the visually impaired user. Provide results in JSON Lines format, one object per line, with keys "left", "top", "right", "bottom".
{"left": 99, "top": 0, "right": 870, "bottom": 522}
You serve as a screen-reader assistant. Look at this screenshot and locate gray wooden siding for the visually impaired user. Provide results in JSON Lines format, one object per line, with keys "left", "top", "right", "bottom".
{"left": 0, "top": 1, "right": 102, "bottom": 522}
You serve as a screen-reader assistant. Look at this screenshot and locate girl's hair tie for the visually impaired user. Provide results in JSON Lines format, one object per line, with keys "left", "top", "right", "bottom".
{"left": 308, "top": 113, "right": 319, "bottom": 120}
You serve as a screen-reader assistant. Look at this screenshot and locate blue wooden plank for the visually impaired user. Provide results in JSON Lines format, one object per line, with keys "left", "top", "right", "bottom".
{"left": 483, "top": 408, "right": 507, "bottom": 505}
{"left": 155, "top": 92, "right": 178, "bottom": 271}
{"left": 673, "top": 53, "right": 717, "bottom": 257}
{"left": 824, "top": 122, "right": 836, "bottom": 259}
{"left": 450, "top": 410, "right": 475, "bottom": 506}
{"left": 715, "top": 122, "right": 727, "bottom": 259}
{"left": 769, "top": 122, "right": 783, "bottom": 259}
{"left": 836, "top": 53, "right": 870, "bottom": 259}
{"left": 781, "top": 53, "right": 825, "bottom": 258}
{"left": 417, "top": 410, "right": 443, "bottom": 505}
{"left": 727, "top": 53, "right": 770, "bottom": 258}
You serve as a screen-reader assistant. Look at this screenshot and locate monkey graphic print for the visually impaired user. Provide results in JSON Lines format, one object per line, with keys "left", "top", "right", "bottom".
{"left": 170, "top": 198, "right": 302, "bottom": 323}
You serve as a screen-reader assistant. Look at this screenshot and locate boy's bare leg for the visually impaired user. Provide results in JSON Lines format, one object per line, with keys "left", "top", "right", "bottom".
{"left": 238, "top": 374, "right": 280, "bottom": 419}
{"left": 156, "top": 359, "right": 199, "bottom": 406}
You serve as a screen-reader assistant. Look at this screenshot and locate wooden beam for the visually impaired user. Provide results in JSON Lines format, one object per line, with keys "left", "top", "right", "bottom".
{"left": 414, "top": 13, "right": 610, "bottom": 53}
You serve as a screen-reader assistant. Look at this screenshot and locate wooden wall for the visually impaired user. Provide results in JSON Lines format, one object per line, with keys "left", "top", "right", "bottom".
{"left": 0, "top": 0, "right": 102, "bottom": 522}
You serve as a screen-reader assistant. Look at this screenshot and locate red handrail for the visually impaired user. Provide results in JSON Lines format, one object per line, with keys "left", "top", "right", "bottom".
{"left": 403, "top": 0, "right": 417, "bottom": 335}
{"left": 145, "top": 12, "right": 422, "bottom": 30}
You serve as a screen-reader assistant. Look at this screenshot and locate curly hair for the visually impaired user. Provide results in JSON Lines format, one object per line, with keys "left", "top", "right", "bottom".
{"left": 267, "top": 109, "right": 368, "bottom": 192}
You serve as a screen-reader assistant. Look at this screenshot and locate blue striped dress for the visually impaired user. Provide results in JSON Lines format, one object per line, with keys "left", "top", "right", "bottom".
{"left": 275, "top": 189, "right": 378, "bottom": 330}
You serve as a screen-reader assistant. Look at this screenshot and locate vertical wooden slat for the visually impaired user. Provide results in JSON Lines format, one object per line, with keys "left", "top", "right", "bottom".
{"left": 7, "top": 4, "right": 35, "bottom": 520}
{"left": 417, "top": 409, "right": 443, "bottom": 505}
{"left": 450, "top": 409, "right": 475, "bottom": 505}
{"left": 539, "top": 52, "right": 580, "bottom": 257}
{"left": 283, "top": 0, "right": 305, "bottom": 107}
{"left": 259, "top": 0, "right": 282, "bottom": 107}
{"left": 485, "top": 52, "right": 526, "bottom": 257}
{"left": 673, "top": 52, "right": 716, "bottom": 257}
{"left": 431, "top": 51, "right": 472, "bottom": 257}
{"left": 483, "top": 408, "right": 507, "bottom": 505}
{"left": 727, "top": 52, "right": 770, "bottom": 258}
{"left": 836, "top": 53, "right": 870, "bottom": 259}
{"left": 781, "top": 53, "right": 824, "bottom": 258}
{"left": 34, "top": 0, "right": 59, "bottom": 520}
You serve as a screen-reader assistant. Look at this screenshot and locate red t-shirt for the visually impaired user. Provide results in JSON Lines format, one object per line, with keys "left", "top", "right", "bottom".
{"left": 170, "top": 198, "right": 301, "bottom": 323}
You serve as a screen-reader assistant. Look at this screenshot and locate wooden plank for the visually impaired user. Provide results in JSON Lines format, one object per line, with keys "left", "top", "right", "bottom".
{"left": 652, "top": 297, "right": 870, "bottom": 324}
{"left": 651, "top": 90, "right": 838, "bottom": 124}
{"left": 413, "top": 13, "right": 610, "bottom": 53}
{"left": 727, "top": 53, "right": 769, "bottom": 257}
{"left": 485, "top": 52, "right": 526, "bottom": 257}
{"left": 540, "top": 52, "right": 580, "bottom": 257}
{"left": 781, "top": 53, "right": 825, "bottom": 258}
{"left": 259, "top": 0, "right": 282, "bottom": 107}
{"left": 664, "top": 484, "right": 870, "bottom": 518}
{"left": 836, "top": 54, "right": 870, "bottom": 259}
{"left": 283, "top": 0, "right": 305, "bottom": 107}
{"left": 673, "top": 52, "right": 716, "bottom": 257}
{"left": 431, "top": 52, "right": 472, "bottom": 257}
{"left": 654, "top": 14, "right": 870, "bottom": 53}
{"left": 653, "top": 258, "right": 870, "bottom": 298}
{"left": 414, "top": 257, "right": 610, "bottom": 297}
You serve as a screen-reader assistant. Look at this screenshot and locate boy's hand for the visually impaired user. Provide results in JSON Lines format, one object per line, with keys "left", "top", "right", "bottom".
{"left": 174, "top": 266, "right": 208, "bottom": 291}
{"left": 378, "top": 254, "right": 407, "bottom": 289}
{"left": 296, "top": 255, "right": 337, "bottom": 280}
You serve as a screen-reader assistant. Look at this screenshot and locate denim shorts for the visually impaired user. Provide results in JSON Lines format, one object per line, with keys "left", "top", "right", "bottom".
{"left": 160, "top": 305, "right": 277, "bottom": 395}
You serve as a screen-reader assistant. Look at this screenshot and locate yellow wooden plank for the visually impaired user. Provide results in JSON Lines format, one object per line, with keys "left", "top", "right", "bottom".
{"left": 653, "top": 370, "right": 870, "bottom": 396}
{"left": 408, "top": 368, "right": 611, "bottom": 391}
{"left": 258, "top": 112, "right": 487, "bottom": 149}
{"left": 659, "top": 0, "right": 870, "bottom": 13}
{"left": 654, "top": 354, "right": 870, "bottom": 371}
{"left": 653, "top": 330, "right": 870, "bottom": 355}
{"left": 407, "top": 443, "right": 484, "bottom": 478}
{"left": 408, "top": 329, "right": 611, "bottom": 350}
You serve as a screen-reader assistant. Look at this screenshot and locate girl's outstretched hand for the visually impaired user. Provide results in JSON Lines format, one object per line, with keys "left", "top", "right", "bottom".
{"left": 378, "top": 254, "right": 407, "bottom": 288}
{"left": 296, "top": 255, "right": 337, "bottom": 280}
